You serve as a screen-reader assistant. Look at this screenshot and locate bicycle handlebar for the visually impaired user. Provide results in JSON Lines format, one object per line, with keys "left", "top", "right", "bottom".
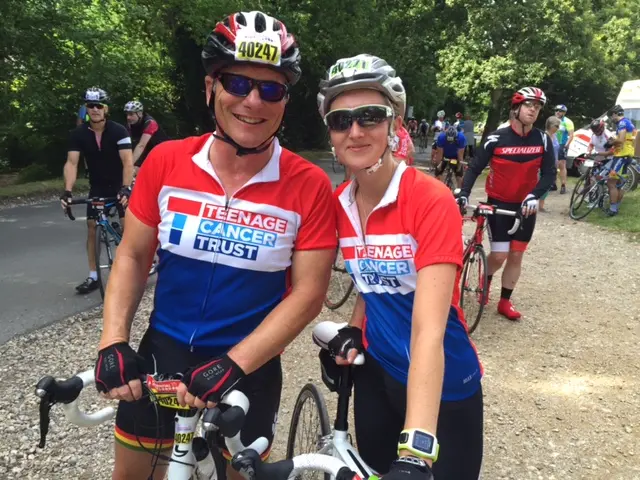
{"left": 63, "top": 197, "right": 119, "bottom": 221}
{"left": 231, "top": 449, "right": 359, "bottom": 480}
{"left": 466, "top": 203, "right": 522, "bottom": 235}
{"left": 34, "top": 370, "right": 266, "bottom": 457}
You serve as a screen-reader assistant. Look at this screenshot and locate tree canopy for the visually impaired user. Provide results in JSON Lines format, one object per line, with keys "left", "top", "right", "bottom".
{"left": 2, "top": 0, "right": 639, "bottom": 172}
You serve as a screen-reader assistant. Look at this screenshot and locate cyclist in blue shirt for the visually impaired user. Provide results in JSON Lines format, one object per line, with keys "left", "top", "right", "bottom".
{"left": 434, "top": 126, "right": 466, "bottom": 189}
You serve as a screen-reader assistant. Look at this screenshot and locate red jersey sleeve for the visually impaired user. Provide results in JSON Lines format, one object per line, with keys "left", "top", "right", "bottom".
{"left": 405, "top": 172, "right": 463, "bottom": 270}
{"left": 128, "top": 142, "right": 172, "bottom": 227}
{"left": 295, "top": 169, "right": 337, "bottom": 251}
{"left": 143, "top": 119, "right": 159, "bottom": 136}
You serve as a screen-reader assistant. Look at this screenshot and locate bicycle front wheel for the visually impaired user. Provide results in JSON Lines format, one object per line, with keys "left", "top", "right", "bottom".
{"left": 460, "top": 245, "right": 488, "bottom": 334}
{"left": 286, "top": 383, "right": 331, "bottom": 480}
{"left": 94, "top": 225, "right": 114, "bottom": 300}
{"left": 569, "top": 174, "right": 601, "bottom": 220}
{"left": 324, "top": 247, "right": 354, "bottom": 310}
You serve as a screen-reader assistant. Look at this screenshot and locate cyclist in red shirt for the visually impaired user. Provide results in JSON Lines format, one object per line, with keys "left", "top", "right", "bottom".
{"left": 393, "top": 122, "right": 416, "bottom": 165}
{"left": 456, "top": 87, "right": 556, "bottom": 320}
{"left": 93, "top": 11, "right": 336, "bottom": 480}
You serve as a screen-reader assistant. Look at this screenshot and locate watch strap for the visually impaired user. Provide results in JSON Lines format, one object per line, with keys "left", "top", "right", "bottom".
{"left": 397, "top": 428, "right": 439, "bottom": 462}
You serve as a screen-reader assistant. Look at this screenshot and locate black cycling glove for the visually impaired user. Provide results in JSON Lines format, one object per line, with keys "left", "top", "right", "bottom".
{"left": 94, "top": 342, "right": 145, "bottom": 394}
{"left": 60, "top": 190, "right": 72, "bottom": 208}
{"left": 181, "top": 355, "right": 245, "bottom": 404}
{"left": 117, "top": 185, "right": 132, "bottom": 200}
{"left": 327, "top": 326, "right": 363, "bottom": 359}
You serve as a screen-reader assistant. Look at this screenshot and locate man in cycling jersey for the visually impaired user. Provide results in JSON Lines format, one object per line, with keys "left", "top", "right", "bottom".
{"left": 93, "top": 12, "right": 335, "bottom": 480}
{"left": 61, "top": 87, "right": 134, "bottom": 294}
{"left": 124, "top": 100, "right": 169, "bottom": 174}
{"left": 434, "top": 126, "right": 466, "bottom": 188}
{"left": 587, "top": 119, "right": 611, "bottom": 159}
{"left": 554, "top": 104, "right": 574, "bottom": 193}
{"left": 432, "top": 110, "right": 446, "bottom": 133}
{"left": 605, "top": 105, "right": 637, "bottom": 216}
{"left": 419, "top": 118, "right": 429, "bottom": 137}
{"left": 456, "top": 87, "right": 556, "bottom": 320}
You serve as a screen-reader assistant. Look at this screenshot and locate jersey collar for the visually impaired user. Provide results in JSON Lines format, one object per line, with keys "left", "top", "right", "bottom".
{"left": 191, "top": 133, "right": 282, "bottom": 185}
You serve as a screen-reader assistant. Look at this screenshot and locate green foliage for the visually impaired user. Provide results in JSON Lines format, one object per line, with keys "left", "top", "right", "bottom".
{"left": 16, "top": 164, "right": 54, "bottom": 184}
{"left": 3, "top": 0, "right": 640, "bottom": 167}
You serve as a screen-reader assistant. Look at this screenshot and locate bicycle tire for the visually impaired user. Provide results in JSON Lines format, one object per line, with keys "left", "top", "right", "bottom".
{"left": 286, "top": 383, "right": 331, "bottom": 480}
{"left": 569, "top": 174, "right": 601, "bottom": 220}
{"left": 324, "top": 247, "right": 355, "bottom": 310}
{"left": 444, "top": 168, "right": 455, "bottom": 191}
{"left": 622, "top": 164, "right": 639, "bottom": 192}
{"left": 460, "top": 245, "right": 488, "bottom": 335}
{"left": 94, "top": 225, "right": 113, "bottom": 300}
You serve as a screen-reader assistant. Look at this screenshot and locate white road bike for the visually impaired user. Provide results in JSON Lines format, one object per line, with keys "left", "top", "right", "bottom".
{"left": 33, "top": 322, "right": 377, "bottom": 479}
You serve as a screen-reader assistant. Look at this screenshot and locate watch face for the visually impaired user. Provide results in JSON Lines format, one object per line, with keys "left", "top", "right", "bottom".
{"left": 413, "top": 431, "right": 434, "bottom": 453}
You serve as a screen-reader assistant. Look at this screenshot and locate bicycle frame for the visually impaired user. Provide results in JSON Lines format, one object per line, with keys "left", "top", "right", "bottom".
{"left": 463, "top": 212, "right": 487, "bottom": 259}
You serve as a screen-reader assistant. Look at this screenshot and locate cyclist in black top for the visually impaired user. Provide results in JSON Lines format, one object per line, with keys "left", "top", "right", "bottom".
{"left": 123, "top": 100, "right": 169, "bottom": 173}
{"left": 61, "top": 87, "right": 134, "bottom": 294}
{"left": 457, "top": 87, "right": 556, "bottom": 321}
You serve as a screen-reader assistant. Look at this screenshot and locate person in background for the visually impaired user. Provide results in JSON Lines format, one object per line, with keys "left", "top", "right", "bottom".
{"left": 454, "top": 112, "right": 464, "bottom": 132}
{"left": 393, "top": 120, "right": 416, "bottom": 166}
{"left": 586, "top": 119, "right": 611, "bottom": 160}
{"left": 554, "top": 104, "right": 574, "bottom": 194}
{"left": 539, "top": 116, "right": 561, "bottom": 212}
{"left": 605, "top": 104, "right": 637, "bottom": 216}
{"left": 463, "top": 113, "right": 475, "bottom": 159}
{"left": 123, "top": 100, "right": 169, "bottom": 175}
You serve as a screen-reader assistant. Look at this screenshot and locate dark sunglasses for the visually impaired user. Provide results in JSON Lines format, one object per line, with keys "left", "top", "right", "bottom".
{"left": 217, "top": 73, "right": 288, "bottom": 102}
{"left": 324, "top": 104, "right": 394, "bottom": 132}
{"left": 86, "top": 103, "right": 105, "bottom": 110}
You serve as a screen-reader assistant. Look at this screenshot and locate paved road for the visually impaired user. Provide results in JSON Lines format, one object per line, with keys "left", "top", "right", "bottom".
{"left": 0, "top": 152, "right": 430, "bottom": 345}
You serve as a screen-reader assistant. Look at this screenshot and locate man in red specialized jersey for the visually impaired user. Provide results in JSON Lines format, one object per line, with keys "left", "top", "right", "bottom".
{"left": 456, "top": 87, "right": 556, "bottom": 320}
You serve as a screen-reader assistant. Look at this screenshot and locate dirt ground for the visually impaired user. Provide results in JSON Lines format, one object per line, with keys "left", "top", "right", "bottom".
{"left": 0, "top": 184, "right": 639, "bottom": 479}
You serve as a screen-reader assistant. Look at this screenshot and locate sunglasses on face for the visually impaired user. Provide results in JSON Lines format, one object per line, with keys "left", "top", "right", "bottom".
{"left": 217, "top": 73, "right": 288, "bottom": 103}
{"left": 86, "top": 103, "right": 105, "bottom": 110}
{"left": 324, "top": 104, "right": 394, "bottom": 132}
{"left": 522, "top": 101, "right": 543, "bottom": 111}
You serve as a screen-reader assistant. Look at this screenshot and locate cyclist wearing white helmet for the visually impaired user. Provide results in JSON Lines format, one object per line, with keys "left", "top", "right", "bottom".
{"left": 61, "top": 87, "right": 133, "bottom": 294}
{"left": 554, "top": 104, "right": 574, "bottom": 193}
{"left": 319, "top": 53, "right": 483, "bottom": 480}
{"left": 457, "top": 87, "right": 556, "bottom": 321}
{"left": 123, "top": 100, "right": 169, "bottom": 172}
{"left": 94, "top": 12, "right": 335, "bottom": 480}
{"left": 432, "top": 110, "right": 446, "bottom": 133}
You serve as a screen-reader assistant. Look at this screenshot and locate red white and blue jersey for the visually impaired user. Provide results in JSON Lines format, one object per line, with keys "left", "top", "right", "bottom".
{"left": 129, "top": 134, "right": 336, "bottom": 353}
{"left": 335, "top": 163, "right": 482, "bottom": 401}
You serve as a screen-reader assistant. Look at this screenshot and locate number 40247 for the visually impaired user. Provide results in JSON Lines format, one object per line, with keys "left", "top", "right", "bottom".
{"left": 237, "top": 40, "right": 278, "bottom": 62}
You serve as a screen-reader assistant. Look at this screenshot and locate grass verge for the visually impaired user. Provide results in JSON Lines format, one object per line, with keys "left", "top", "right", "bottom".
{"left": 0, "top": 177, "right": 89, "bottom": 200}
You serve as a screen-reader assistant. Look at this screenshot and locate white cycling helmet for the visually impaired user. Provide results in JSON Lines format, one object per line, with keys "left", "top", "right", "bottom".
{"left": 317, "top": 53, "right": 406, "bottom": 118}
{"left": 83, "top": 87, "right": 109, "bottom": 103}
{"left": 437, "top": 110, "right": 445, "bottom": 118}
{"left": 124, "top": 101, "right": 144, "bottom": 113}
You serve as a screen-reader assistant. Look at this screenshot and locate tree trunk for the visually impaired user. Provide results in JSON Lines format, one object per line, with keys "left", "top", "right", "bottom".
{"left": 481, "top": 88, "right": 505, "bottom": 143}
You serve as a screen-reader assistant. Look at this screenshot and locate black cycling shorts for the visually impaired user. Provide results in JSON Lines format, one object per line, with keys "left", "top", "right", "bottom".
{"left": 114, "top": 328, "right": 282, "bottom": 458}
{"left": 353, "top": 352, "right": 483, "bottom": 479}
{"left": 486, "top": 197, "right": 536, "bottom": 252}
{"left": 87, "top": 185, "right": 125, "bottom": 219}
{"left": 435, "top": 157, "right": 464, "bottom": 178}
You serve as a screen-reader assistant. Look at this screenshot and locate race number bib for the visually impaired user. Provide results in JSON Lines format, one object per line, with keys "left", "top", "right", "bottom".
{"left": 235, "top": 28, "right": 281, "bottom": 66}
{"left": 328, "top": 55, "right": 373, "bottom": 80}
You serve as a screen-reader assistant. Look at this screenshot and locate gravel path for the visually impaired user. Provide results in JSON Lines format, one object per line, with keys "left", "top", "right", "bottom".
{"left": 1, "top": 186, "right": 639, "bottom": 479}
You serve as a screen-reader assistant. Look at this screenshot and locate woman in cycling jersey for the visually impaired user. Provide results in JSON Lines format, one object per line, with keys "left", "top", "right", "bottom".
{"left": 318, "top": 54, "right": 483, "bottom": 480}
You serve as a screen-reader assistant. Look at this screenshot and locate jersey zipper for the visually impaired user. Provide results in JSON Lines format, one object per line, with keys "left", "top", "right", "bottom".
{"left": 192, "top": 185, "right": 252, "bottom": 351}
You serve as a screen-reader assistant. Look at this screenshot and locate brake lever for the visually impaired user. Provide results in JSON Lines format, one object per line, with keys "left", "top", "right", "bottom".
{"left": 38, "top": 396, "right": 53, "bottom": 448}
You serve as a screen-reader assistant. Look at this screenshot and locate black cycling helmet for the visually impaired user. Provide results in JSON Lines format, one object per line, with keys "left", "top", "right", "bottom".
{"left": 201, "top": 11, "right": 302, "bottom": 85}
{"left": 608, "top": 104, "right": 624, "bottom": 116}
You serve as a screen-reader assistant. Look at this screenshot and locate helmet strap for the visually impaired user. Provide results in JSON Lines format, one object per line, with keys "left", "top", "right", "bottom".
{"left": 208, "top": 97, "right": 280, "bottom": 157}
